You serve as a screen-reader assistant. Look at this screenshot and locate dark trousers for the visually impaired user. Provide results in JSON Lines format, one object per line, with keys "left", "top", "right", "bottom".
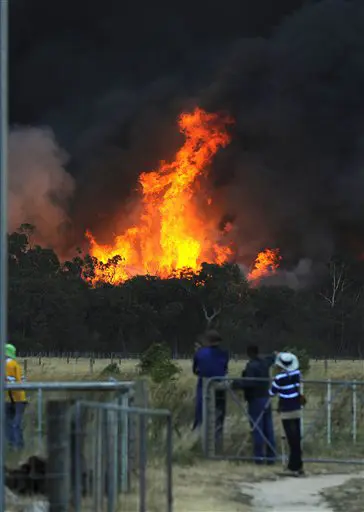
{"left": 282, "top": 418, "right": 302, "bottom": 471}
{"left": 248, "top": 397, "right": 276, "bottom": 462}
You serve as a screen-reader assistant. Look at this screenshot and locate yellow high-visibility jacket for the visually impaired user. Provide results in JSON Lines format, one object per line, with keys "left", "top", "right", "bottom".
{"left": 6, "top": 358, "right": 27, "bottom": 402}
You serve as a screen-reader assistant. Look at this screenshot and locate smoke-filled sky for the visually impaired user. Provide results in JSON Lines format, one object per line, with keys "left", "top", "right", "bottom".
{"left": 9, "top": 0, "right": 364, "bottom": 270}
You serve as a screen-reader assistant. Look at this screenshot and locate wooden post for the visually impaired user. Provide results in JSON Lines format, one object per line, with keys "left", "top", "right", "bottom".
{"left": 202, "top": 379, "right": 215, "bottom": 457}
{"left": 89, "top": 358, "right": 94, "bottom": 374}
{"left": 23, "top": 359, "right": 28, "bottom": 379}
{"left": 47, "top": 400, "right": 71, "bottom": 512}
{"left": 128, "top": 380, "right": 148, "bottom": 481}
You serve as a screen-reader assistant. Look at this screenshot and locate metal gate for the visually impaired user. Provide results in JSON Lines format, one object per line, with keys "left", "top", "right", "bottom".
{"left": 202, "top": 377, "right": 364, "bottom": 465}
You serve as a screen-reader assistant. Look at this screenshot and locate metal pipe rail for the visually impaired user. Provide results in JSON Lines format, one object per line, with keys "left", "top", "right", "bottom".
{"left": 202, "top": 376, "right": 364, "bottom": 465}
{"left": 5, "top": 380, "right": 136, "bottom": 452}
{"left": 6, "top": 381, "right": 135, "bottom": 391}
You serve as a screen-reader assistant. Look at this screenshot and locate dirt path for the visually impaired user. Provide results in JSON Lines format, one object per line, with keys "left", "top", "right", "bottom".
{"left": 242, "top": 472, "right": 364, "bottom": 511}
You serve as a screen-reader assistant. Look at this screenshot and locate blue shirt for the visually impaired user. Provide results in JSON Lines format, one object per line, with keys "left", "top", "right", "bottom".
{"left": 193, "top": 346, "right": 229, "bottom": 380}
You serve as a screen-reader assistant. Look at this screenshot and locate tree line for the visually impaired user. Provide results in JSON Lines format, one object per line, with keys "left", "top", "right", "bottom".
{"left": 8, "top": 225, "right": 364, "bottom": 357}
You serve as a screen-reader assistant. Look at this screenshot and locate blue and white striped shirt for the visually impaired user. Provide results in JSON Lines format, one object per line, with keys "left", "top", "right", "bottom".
{"left": 269, "top": 369, "right": 301, "bottom": 412}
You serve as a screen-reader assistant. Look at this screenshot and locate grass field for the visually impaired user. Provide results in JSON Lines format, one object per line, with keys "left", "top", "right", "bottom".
{"left": 6, "top": 357, "right": 364, "bottom": 511}
{"left": 19, "top": 356, "right": 364, "bottom": 381}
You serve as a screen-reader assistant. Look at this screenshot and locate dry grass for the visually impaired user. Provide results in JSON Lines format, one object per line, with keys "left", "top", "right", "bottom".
{"left": 20, "top": 356, "right": 364, "bottom": 381}
{"left": 16, "top": 356, "right": 364, "bottom": 461}
{"left": 7, "top": 357, "right": 364, "bottom": 511}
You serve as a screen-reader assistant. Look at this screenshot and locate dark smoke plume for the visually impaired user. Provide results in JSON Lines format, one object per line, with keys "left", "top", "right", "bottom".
{"left": 9, "top": 0, "right": 364, "bottom": 273}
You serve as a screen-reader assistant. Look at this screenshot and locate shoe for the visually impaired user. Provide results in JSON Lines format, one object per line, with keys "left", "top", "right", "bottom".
{"left": 280, "top": 468, "right": 301, "bottom": 477}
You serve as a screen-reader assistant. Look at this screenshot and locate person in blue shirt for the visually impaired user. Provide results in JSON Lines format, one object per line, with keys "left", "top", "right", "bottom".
{"left": 192, "top": 330, "right": 229, "bottom": 443}
{"left": 233, "top": 344, "right": 276, "bottom": 464}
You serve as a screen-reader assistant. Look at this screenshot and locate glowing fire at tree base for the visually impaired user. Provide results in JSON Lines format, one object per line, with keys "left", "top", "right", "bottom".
{"left": 85, "top": 108, "right": 281, "bottom": 285}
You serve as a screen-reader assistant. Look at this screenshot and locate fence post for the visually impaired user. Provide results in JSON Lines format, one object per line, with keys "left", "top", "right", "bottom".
{"left": 352, "top": 380, "right": 357, "bottom": 444}
{"left": 139, "top": 413, "right": 147, "bottom": 512}
{"left": 166, "top": 413, "right": 173, "bottom": 512}
{"left": 106, "top": 406, "right": 118, "bottom": 512}
{"left": 327, "top": 379, "right": 332, "bottom": 445}
{"left": 120, "top": 392, "right": 130, "bottom": 493}
{"left": 129, "top": 381, "right": 148, "bottom": 487}
{"left": 202, "top": 379, "right": 215, "bottom": 457}
{"left": 47, "top": 400, "right": 71, "bottom": 512}
{"left": 300, "top": 381, "right": 304, "bottom": 438}
{"left": 93, "top": 408, "right": 103, "bottom": 512}
{"left": 37, "top": 388, "right": 43, "bottom": 451}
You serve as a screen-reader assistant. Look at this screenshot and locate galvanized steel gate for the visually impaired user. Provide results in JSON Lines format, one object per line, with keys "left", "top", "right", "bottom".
{"left": 202, "top": 377, "right": 364, "bottom": 465}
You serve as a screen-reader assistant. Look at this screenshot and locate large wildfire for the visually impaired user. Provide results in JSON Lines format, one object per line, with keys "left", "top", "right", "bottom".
{"left": 86, "top": 108, "right": 280, "bottom": 285}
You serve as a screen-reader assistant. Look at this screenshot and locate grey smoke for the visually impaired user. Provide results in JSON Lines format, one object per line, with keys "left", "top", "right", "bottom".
{"left": 8, "top": 127, "right": 75, "bottom": 252}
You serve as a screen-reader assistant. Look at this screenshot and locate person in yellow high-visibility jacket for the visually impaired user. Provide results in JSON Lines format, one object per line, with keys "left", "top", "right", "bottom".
{"left": 6, "top": 344, "right": 27, "bottom": 449}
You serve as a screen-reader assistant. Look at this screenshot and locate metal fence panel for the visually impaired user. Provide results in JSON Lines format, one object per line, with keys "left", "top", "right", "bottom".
{"left": 202, "top": 377, "right": 364, "bottom": 465}
{"left": 73, "top": 402, "right": 173, "bottom": 512}
{"left": 6, "top": 381, "right": 134, "bottom": 453}
{"left": 5, "top": 382, "right": 173, "bottom": 512}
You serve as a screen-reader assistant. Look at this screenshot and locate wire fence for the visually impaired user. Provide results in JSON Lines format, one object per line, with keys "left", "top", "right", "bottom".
{"left": 16, "top": 353, "right": 364, "bottom": 381}
{"left": 16, "top": 351, "right": 364, "bottom": 360}
{"left": 4, "top": 381, "right": 173, "bottom": 511}
{"left": 202, "top": 377, "right": 364, "bottom": 465}
{"left": 6, "top": 381, "right": 135, "bottom": 453}
{"left": 72, "top": 401, "right": 173, "bottom": 512}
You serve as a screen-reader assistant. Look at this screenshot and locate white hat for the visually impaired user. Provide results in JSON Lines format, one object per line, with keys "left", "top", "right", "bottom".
{"left": 275, "top": 352, "right": 299, "bottom": 372}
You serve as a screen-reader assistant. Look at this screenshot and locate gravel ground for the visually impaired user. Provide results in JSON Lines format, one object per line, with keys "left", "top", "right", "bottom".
{"left": 321, "top": 476, "right": 364, "bottom": 512}
{"left": 242, "top": 471, "right": 364, "bottom": 512}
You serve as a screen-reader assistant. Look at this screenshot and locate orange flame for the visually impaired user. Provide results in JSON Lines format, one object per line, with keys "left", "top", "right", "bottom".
{"left": 86, "top": 108, "right": 234, "bottom": 284}
{"left": 248, "top": 248, "right": 282, "bottom": 283}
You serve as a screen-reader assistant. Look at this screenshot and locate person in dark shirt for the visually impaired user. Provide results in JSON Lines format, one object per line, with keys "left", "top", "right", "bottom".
{"left": 192, "top": 330, "right": 229, "bottom": 443}
{"left": 234, "top": 344, "right": 276, "bottom": 464}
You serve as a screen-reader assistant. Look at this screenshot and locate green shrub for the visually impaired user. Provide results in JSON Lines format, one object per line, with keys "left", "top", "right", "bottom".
{"left": 139, "top": 342, "right": 181, "bottom": 383}
{"left": 99, "top": 361, "right": 122, "bottom": 377}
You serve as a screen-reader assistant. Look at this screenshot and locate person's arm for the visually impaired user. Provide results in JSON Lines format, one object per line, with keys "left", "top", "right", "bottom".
{"left": 264, "top": 351, "right": 278, "bottom": 368}
{"left": 6, "top": 361, "right": 16, "bottom": 383}
{"left": 268, "top": 376, "right": 279, "bottom": 397}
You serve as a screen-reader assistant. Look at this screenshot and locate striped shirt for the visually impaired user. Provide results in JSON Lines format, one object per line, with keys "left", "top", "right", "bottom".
{"left": 269, "top": 369, "right": 301, "bottom": 412}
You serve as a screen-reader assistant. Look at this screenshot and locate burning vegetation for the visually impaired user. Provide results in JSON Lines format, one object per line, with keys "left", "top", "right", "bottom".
{"left": 85, "top": 108, "right": 280, "bottom": 285}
